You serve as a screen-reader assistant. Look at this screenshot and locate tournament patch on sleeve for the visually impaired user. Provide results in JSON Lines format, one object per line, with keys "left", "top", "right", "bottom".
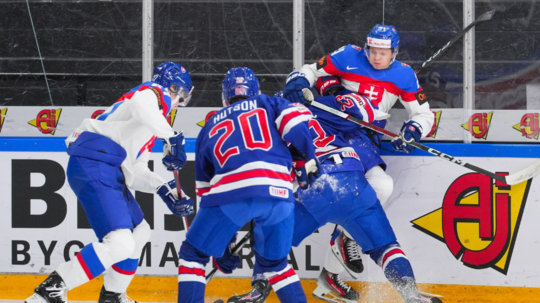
{"left": 149, "top": 87, "right": 164, "bottom": 110}
{"left": 316, "top": 55, "right": 329, "bottom": 69}
{"left": 415, "top": 91, "right": 429, "bottom": 105}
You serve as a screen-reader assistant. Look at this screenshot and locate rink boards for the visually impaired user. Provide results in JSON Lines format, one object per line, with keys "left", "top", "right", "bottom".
{"left": 1, "top": 106, "right": 539, "bottom": 301}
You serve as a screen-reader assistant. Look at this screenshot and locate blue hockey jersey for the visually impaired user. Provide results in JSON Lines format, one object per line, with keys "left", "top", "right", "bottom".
{"left": 195, "top": 94, "right": 315, "bottom": 207}
{"left": 307, "top": 91, "right": 375, "bottom": 174}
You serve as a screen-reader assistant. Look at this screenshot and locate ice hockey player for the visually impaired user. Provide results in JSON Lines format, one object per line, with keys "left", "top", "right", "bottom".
{"left": 281, "top": 24, "right": 435, "bottom": 302}
{"left": 228, "top": 83, "right": 442, "bottom": 303}
{"left": 24, "top": 62, "right": 195, "bottom": 303}
{"left": 176, "top": 67, "right": 318, "bottom": 303}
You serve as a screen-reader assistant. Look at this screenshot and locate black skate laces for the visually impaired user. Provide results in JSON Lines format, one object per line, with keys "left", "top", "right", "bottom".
{"left": 45, "top": 283, "right": 67, "bottom": 300}
{"left": 330, "top": 273, "right": 352, "bottom": 291}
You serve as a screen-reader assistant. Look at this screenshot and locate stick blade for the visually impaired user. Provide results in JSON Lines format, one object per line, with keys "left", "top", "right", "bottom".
{"left": 478, "top": 10, "right": 496, "bottom": 22}
{"left": 505, "top": 159, "right": 540, "bottom": 185}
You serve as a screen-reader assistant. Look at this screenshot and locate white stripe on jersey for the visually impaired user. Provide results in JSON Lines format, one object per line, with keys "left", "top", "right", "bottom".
{"left": 201, "top": 177, "right": 292, "bottom": 196}
{"left": 210, "top": 161, "right": 290, "bottom": 185}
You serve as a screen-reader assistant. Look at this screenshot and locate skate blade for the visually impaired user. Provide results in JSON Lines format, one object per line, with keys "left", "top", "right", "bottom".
{"left": 25, "top": 294, "right": 48, "bottom": 303}
{"left": 331, "top": 245, "right": 359, "bottom": 279}
{"left": 313, "top": 285, "right": 358, "bottom": 303}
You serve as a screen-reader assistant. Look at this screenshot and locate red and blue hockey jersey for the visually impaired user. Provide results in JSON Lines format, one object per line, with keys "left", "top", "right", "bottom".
{"left": 300, "top": 44, "right": 434, "bottom": 136}
{"left": 195, "top": 94, "right": 315, "bottom": 207}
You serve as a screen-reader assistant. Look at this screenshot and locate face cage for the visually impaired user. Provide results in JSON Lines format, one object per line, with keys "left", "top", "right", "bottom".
{"left": 364, "top": 44, "right": 399, "bottom": 67}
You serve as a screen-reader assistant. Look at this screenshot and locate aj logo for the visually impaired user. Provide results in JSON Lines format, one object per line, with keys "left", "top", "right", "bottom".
{"left": 91, "top": 110, "right": 105, "bottom": 119}
{"left": 28, "top": 109, "right": 62, "bottom": 135}
{"left": 412, "top": 173, "right": 532, "bottom": 274}
{"left": 0, "top": 108, "right": 7, "bottom": 133}
{"left": 512, "top": 113, "right": 539, "bottom": 140}
{"left": 197, "top": 110, "right": 219, "bottom": 128}
{"left": 168, "top": 109, "right": 177, "bottom": 127}
{"left": 426, "top": 111, "right": 442, "bottom": 138}
{"left": 461, "top": 112, "right": 493, "bottom": 139}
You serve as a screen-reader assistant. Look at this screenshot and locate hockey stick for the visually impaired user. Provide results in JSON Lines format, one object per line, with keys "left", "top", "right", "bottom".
{"left": 302, "top": 88, "right": 540, "bottom": 185}
{"left": 206, "top": 231, "right": 251, "bottom": 283}
{"left": 415, "top": 10, "right": 496, "bottom": 74}
{"left": 163, "top": 138, "right": 190, "bottom": 230}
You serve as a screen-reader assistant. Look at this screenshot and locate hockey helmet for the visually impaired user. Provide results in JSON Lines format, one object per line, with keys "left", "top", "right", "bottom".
{"left": 316, "top": 76, "right": 344, "bottom": 96}
{"left": 222, "top": 67, "right": 260, "bottom": 106}
{"left": 152, "top": 62, "right": 194, "bottom": 107}
{"left": 365, "top": 24, "right": 400, "bottom": 65}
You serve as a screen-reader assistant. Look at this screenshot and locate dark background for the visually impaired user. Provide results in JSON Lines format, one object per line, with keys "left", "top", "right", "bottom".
{"left": 1, "top": 0, "right": 539, "bottom": 109}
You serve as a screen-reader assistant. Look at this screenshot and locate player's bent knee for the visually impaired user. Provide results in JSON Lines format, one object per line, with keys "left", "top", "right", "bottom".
{"left": 102, "top": 229, "right": 136, "bottom": 263}
{"left": 365, "top": 166, "right": 394, "bottom": 206}
{"left": 133, "top": 219, "right": 151, "bottom": 246}
{"left": 179, "top": 240, "right": 210, "bottom": 265}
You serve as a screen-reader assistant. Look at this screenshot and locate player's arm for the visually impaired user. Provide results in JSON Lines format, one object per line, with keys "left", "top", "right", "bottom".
{"left": 393, "top": 70, "right": 435, "bottom": 153}
{"left": 194, "top": 127, "right": 215, "bottom": 197}
{"left": 282, "top": 46, "right": 348, "bottom": 103}
{"left": 130, "top": 150, "right": 167, "bottom": 193}
{"left": 272, "top": 98, "right": 320, "bottom": 188}
{"left": 128, "top": 89, "right": 176, "bottom": 139}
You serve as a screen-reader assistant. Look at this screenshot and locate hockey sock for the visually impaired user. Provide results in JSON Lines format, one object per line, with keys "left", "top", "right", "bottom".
{"left": 177, "top": 240, "right": 210, "bottom": 303}
{"left": 56, "top": 229, "right": 135, "bottom": 290}
{"left": 369, "top": 243, "right": 417, "bottom": 295}
{"left": 104, "top": 220, "right": 151, "bottom": 293}
{"left": 265, "top": 264, "right": 306, "bottom": 303}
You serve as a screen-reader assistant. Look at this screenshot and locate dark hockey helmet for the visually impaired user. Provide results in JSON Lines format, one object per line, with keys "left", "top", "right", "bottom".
{"left": 222, "top": 67, "right": 261, "bottom": 106}
{"left": 316, "top": 76, "right": 344, "bottom": 96}
{"left": 152, "top": 62, "right": 194, "bottom": 107}
{"left": 365, "top": 24, "right": 400, "bottom": 64}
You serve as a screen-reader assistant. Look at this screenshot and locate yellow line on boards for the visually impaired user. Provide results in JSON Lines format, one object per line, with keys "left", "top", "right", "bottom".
{"left": 2, "top": 274, "right": 539, "bottom": 302}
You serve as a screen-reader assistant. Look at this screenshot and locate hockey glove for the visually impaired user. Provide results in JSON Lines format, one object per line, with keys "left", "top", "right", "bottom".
{"left": 156, "top": 180, "right": 194, "bottom": 217}
{"left": 294, "top": 158, "right": 321, "bottom": 190}
{"left": 213, "top": 234, "right": 241, "bottom": 274}
{"left": 282, "top": 72, "right": 311, "bottom": 104}
{"left": 391, "top": 120, "right": 423, "bottom": 154}
{"left": 162, "top": 132, "right": 187, "bottom": 171}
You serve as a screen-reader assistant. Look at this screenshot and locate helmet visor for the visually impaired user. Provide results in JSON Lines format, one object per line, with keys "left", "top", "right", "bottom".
{"left": 170, "top": 84, "right": 194, "bottom": 107}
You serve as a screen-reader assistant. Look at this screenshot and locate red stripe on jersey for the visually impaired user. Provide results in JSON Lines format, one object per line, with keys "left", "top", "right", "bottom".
{"left": 401, "top": 90, "right": 420, "bottom": 102}
{"left": 178, "top": 266, "right": 205, "bottom": 277}
{"left": 268, "top": 267, "right": 296, "bottom": 285}
{"left": 278, "top": 110, "right": 307, "bottom": 135}
{"left": 213, "top": 169, "right": 292, "bottom": 189}
{"left": 362, "top": 95, "right": 375, "bottom": 122}
{"left": 112, "top": 264, "right": 136, "bottom": 275}
{"left": 196, "top": 187, "right": 211, "bottom": 197}
{"left": 77, "top": 253, "right": 94, "bottom": 280}
{"left": 382, "top": 248, "right": 405, "bottom": 267}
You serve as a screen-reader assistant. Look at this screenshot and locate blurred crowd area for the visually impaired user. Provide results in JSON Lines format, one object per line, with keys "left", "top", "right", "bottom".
{"left": 1, "top": 0, "right": 539, "bottom": 109}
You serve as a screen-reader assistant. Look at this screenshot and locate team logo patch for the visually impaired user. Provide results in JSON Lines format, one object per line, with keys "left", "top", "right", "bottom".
{"left": 512, "top": 113, "right": 539, "bottom": 140}
{"left": 91, "top": 109, "right": 105, "bottom": 119}
{"left": 461, "top": 112, "right": 493, "bottom": 140}
{"left": 426, "top": 111, "right": 442, "bottom": 138}
{"left": 412, "top": 173, "right": 532, "bottom": 274}
{"left": 28, "top": 108, "right": 62, "bottom": 135}
{"left": 0, "top": 108, "right": 7, "bottom": 133}
{"left": 270, "top": 186, "right": 289, "bottom": 198}
{"left": 352, "top": 45, "right": 363, "bottom": 51}
{"left": 317, "top": 55, "right": 329, "bottom": 69}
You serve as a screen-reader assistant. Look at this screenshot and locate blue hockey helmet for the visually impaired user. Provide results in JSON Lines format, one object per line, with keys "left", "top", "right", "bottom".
{"left": 152, "top": 62, "right": 194, "bottom": 107}
{"left": 222, "top": 67, "right": 260, "bottom": 106}
{"left": 365, "top": 24, "right": 400, "bottom": 66}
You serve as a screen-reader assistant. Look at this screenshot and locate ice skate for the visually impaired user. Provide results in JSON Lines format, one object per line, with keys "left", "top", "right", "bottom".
{"left": 24, "top": 271, "right": 68, "bottom": 303}
{"left": 312, "top": 268, "right": 359, "bottom": 303}
{"left": 227, "top": 279, "right": 271, "bottom": 303}
{"left": 98, "top": 286, "right": 137, "bottom": 303}
{"left": 331, "top": 230, "right": 364, "bottom": 278}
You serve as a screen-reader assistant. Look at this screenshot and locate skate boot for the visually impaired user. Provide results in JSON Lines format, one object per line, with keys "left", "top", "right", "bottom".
{"left": 98, "top": 286, "right": 137, "bottom": 303}
{"left": 313, "top": 268, "right": 359, "bottom": 303}
{"left": 227, "top": 279, "right": 272, "bottom": 303}
{"left": 25, "top": 271, "right": 68, "bottom": 303}
{"left": 331, "top": 230, "right": 363, "bottom": 278}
